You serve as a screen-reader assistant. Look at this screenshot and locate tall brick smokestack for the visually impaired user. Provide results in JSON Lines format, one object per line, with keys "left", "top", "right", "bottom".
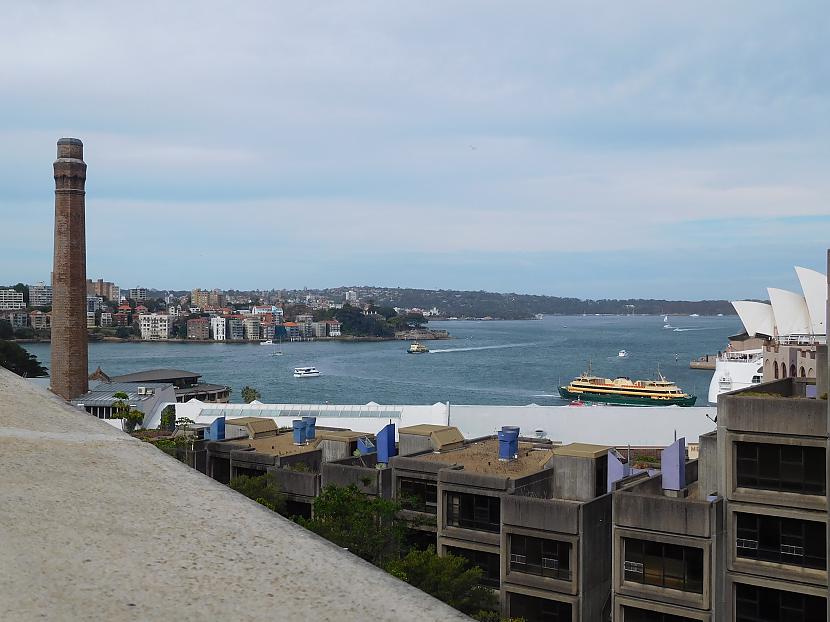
{"left": 51, "top": 138, "right": 88, "bottom": 400}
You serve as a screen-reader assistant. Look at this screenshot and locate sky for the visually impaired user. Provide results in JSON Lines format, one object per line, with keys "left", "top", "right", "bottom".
{"left": 2, "top": 1, "right": 828, "bottom": 300}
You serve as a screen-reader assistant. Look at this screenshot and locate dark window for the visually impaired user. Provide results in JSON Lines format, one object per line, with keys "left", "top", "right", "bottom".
{"left": 736, "top": 512, "right": 826, "bottom": 570}
{"left": 736, "top": 583, "right": 826, "bottom": 622}
{"left": 445, "top": 546, "right": 500, "bottom": 588}
{"left": 445, "top": 492, "right": 500, "bottom": 532}
{"left": 398, "top": 478, "right": 437, "bottom": 514}
{"left": 509, "top": 534, "right": 572, "bottom": 581}
{"left": 736, "top": 442, "right": 826, "bottom": 495}
{"left": 622, "top": 605, "right": 696, "bottom": 621}
{"left": 623, "top": 538, "right": 704, "bottom": 593}
{"left": 509, "top": 592, "right": 572, "bottom": 622}
{"left": 285, "top": 498, "right": 312, "bottom": 520}
{"left": 595, "top": 454, "right": 608, "bottom": 497}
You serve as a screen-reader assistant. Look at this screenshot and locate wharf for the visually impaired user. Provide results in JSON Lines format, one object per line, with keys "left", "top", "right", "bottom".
{"left": 690, "top": 354, "right": 717, "bottom": 370}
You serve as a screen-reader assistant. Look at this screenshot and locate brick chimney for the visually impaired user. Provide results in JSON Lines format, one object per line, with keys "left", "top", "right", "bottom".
{"left": 50, "top": 138, "right": 88, "bottom": 400}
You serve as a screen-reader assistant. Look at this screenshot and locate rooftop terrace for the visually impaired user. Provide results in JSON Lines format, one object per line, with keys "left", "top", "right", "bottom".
{"left": 0, "top": 367, "right": 468, "bottom": 621}
{"left": 418, "top": 437, "right": 555, "bottom": 477}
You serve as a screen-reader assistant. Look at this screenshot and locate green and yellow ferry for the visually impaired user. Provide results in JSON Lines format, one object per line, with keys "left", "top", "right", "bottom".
{"left": 559, "top": 369, "right": 697, "bottom": 407}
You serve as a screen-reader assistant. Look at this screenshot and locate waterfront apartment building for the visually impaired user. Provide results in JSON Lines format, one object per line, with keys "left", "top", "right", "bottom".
{"left": 86, "top": 296, "right": 103, "bottom": 313}
{"left": 100, "top": 312, "right": 112, "bottom": 327}
{"left": 128, "top": 287, "right": 148, "bottom": 302}
{"left": 139, "top": 313, "right": 171, "bottom": 340}
{"left": 327, "top": 320, "right": 342, "bottom": 336}
{"left": 0, "top": 289, "right": 25, "bottom": 310}
{"left": 29, "top": 282, "right": 52, "bottom": 307}
{"left": 29, "top": 310, "right": 51, "bottom": 330}
{"left": 187, "top": 318, "right": 210, "bottom": 340}
{"left": 86, "top": 312, "right": 96, "bottom": 328}
{"left": 242, "top": 316, "right": 261, "bottom": 341}
{"left": 210, "top": 316, "right": 226, "bottom": 341}
{"left": 226, "top": 317, "right": 244, "bottom": 341}
{"left": 0, "top": 311, "right": 28, "bottom": 329}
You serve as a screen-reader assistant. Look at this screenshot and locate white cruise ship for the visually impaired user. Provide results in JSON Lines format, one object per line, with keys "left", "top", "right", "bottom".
{"left": 708, "top": 266, "right": 826, "bottom": 404}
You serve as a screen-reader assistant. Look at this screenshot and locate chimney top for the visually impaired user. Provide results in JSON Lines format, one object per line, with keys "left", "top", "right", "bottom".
{"left": 57, "top": 138, "right": 83, "bottom": 160}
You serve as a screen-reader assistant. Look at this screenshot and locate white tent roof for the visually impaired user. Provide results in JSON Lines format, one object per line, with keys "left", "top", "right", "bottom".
{"left": 732, "top": 300, "right": 775, "bottom": 337}
{"left": 767, "top": 288, "right": 812, "bottom": 336}
{"left": 795, "top": 266, "right": 826, "bottom": 336}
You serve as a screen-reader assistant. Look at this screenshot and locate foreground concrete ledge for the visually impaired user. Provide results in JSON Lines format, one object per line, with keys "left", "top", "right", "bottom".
{"left": 0, "top": 368, "right": 470, "bottom": 621}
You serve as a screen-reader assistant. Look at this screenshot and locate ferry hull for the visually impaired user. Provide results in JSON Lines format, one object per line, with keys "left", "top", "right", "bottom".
{"left": 559, "top": 387, "right": 697, "bottom": 407}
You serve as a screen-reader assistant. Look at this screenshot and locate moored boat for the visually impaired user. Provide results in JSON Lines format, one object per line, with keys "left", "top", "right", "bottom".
{"left": 559, "top": 369, "right": 696, "bottom": 406}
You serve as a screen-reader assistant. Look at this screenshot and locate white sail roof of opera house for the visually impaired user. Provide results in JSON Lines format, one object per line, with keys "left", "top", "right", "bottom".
{"left": 795, "top": 266, "right": 827, "bottom": 335}
{"left": 732, "top": 266, "right": 826, "bottom": 339}
{"left": 767, "top": 288, "right": 812, "bottom": 336}
{"left": 731, "top": 301, "right": 775, "bottom": 338}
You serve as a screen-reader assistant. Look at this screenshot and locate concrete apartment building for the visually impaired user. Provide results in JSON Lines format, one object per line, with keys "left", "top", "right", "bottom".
{"left": 718, "top": 376, "right": 828, "bottom": 621}
{"left": 242, "top": 316, "right": 261, "bottom": 341}
{"left": 139, "top": 313, "right": 171, "bottom": 340}
{"left": 0, "top": 289, "right": 24, "bottom": 310}
{"left": 226, "top": 317, "right": 244, "bottom": 341}
{"left": 210, "top": 315, "right": 226, "bottom": 340}
{"left": 389, "top": 426, "right": 614, "bottom": 620}
{"left": 610, "top": 374, "right": 828, "bottom": 621}
{"left": 86, "top": 278, "right": 119, "bottom": 301}
{"left": 29, "top": 282, "right": 52, "bottom": 307}
{"left": 612, "top": 436, "right": 724, "bottom": 622}
{"left": 128, "top": 287, "right": 148, "bottom": 301}
{"left": 29, "top": 310, "right": 51, "bottom": 329}
{"left": 186, "top": 317, "right": 210, "bottom": 340}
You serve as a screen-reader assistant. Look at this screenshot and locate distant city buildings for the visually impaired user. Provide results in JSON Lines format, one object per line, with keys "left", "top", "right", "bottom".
{"left": 187, "top": 318, "right": 210, "bottom": 340}
{"left": 0, "top": 289, "right": 25, "bottom": 310}
{"left": 139, "top": 313, "right": 171, "bottom": 340}
{"left": 86, "top": 278, "right": 120, "bottom": 301}
{"left": 345, "top": 289, "right": 358, "bottom": 304}
{"left": 128, "top": 287, "right": 148, "bottom": 302}
{"left": 29, "top": 282, "right": 52, "bottom": 307}
{"left": 210, "top": 316, "right": 226, "bottom": 341}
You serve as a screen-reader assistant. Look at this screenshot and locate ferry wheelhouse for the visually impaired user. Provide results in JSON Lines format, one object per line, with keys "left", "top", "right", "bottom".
{"left": 559, "top": 370, "right": 696, "bottom": 406}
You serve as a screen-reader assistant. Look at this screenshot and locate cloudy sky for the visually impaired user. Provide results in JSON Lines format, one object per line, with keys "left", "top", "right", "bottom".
{"left": 2, "top": 1, "right": 828, "bottom": 299}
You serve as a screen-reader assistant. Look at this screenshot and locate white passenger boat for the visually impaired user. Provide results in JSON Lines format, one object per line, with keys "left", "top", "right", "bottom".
{"left": 294, "top": 367, "right": 321, "bottom": 378}
{"left": 707, "top": 348, "right": 763, "bottom": 403}
{"left": 260, "top": 339, "right": 273, "bottom": 345}
{"left": 618, "top": 349, "right": 628, "bottom": 358}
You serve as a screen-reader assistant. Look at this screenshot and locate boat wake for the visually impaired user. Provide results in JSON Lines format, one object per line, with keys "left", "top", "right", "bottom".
{"left": 429, "top": 342, "right": 537, "bottom": 354}
{"left": 673, "top": 327, "right": 718, "bottom": 332}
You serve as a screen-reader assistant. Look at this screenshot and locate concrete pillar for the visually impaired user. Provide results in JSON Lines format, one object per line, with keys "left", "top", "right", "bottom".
{"left": 50, "top": 138, "right": 88, "bottom": 400}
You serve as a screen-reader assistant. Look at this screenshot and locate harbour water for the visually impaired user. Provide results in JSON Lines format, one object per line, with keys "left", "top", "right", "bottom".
{"left": 23, "top": 315, "right": 741, "bottom": 405}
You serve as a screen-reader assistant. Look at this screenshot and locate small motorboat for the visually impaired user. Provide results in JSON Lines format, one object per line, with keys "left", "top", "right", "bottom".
{"left": 260, "top": 339, "right": 273, "bottom": 345}
{"left": 618, "top": 350, "right": 629, "bottom": 358}
{"left": 293, "top": 367, "right": 320, "bottom": 378}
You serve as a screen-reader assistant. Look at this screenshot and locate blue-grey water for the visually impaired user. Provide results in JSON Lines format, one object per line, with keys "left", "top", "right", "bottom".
{"left": 23, "top": 315, "right": 740, "bottom": 405}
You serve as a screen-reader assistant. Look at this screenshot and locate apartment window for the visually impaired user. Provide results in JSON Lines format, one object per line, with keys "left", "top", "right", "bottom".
{"left": 736, "top": 442, "right": 826, "bottom": 495}
{"left": 622, "top": 606, "right": 696, "bottom": 621}
{"left": 736, "top": 512, "right": 826, "bottom": 570}
{"left": 398, "top": 478, "right": 437, "bottom": 514}
{"left": 509, "top": 534, "right": 572, "bottom": 581}
{"left": 445, "top": 546, "right": 500, "bottom": 588}
{"left": 445, "top": 492, "right": 500, "bottom": 532}
{"left": 509, "top": 592, "right": 572, "bottom": 622}
{"left": 623, "top": 538, "right": 704, "bottom": 594}
{"left": 735, "top": 583, "right": 826, "bottom": 622}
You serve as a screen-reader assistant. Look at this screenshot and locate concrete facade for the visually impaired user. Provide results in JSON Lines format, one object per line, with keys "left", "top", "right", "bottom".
{"left": 50, "top": 138, "right": 88, "bottom": 400}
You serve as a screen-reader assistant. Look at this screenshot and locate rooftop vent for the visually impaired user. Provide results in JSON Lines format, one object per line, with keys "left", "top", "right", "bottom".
{"left": 302, "top": 416, "right": 316, "bottom": 441}
{"left": 498, "top": 426, "right": 519, "bottom": 461}
{"left": 377, "top": 423, "right": 397, "bottom": 464}
{"left": 292, "top": 420, "right": 307, "bottom": 446}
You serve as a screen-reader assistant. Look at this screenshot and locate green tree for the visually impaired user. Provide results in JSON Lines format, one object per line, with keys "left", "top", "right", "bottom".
{"left": 13, "top": 327, "right": 35, "bottom": 340}
{"left": 386, "top": 546, "right": 498, "bottom": 616}
{"left": 122, "top": 409, "right": 144, "bottom": 433}
{"left": 0, "top": 341, "right": 48, "bottom": 377}
{"left": 111, "top": 391, "right": 129, "bottom": 419}
{"left": 0, "top": 320, "right": 13, "bottom": 339}
{"left": 229, "top": 473, "right": 286, "bottom": 513}
{"left": 241, "top": 385, "right": 261, "bottom": 403}
{"left": 299, "top": 485, "right": 406, "bottom": 567}
{"left": 115, "top": 326, "right": 131, "bottom": 339}
{"left": 159, "top": 405, "right": 176, "bottom": 431}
